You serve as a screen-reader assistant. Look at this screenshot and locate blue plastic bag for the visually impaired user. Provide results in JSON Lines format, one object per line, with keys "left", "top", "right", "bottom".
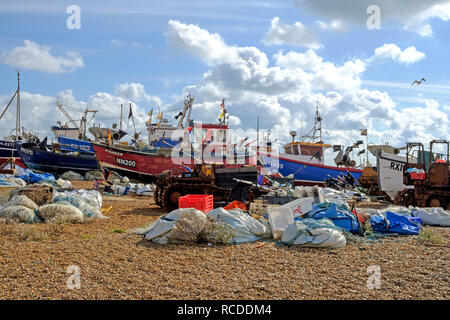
{"left": 370, "top": 211, "right": 422, "bottom": 235}
{"left": 304, "top": 202, "right": 361, "bottom": 234}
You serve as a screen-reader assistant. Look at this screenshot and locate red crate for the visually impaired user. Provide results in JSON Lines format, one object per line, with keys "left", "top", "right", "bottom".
{"left": 410, "top": 172, "right": 426, "bottom": 180}
{"left": 178, "top": 194, "right": 213, "bottom": 213}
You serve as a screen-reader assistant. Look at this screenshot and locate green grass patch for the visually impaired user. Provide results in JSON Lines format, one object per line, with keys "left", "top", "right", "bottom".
{"left": 14, "top": 225, "right": 49, "bottom": 242}
{"left": 81, "top": 234, "right": 96, "bottom": 240}
{"left": 110, "top": 228, "right": 126, "bottom": 234}
{"left": 417, "top": 227, "right": 444, "bottom": 245}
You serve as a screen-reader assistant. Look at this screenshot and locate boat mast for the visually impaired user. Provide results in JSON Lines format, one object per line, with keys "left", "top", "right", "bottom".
{"left": 130, "top": 102, "right": 137, "bottom": 138}
{"left": 301, "top": 104, "right": 323, "bottom": 144}
{"left": 82, "top": 108, "right": 97, "bottom": 139}
{"left": 16, "top": 71, "right": 20, "bottom": 140}
{"left": 177, "top": 94, "right": 194, "bottom": 128}
{"left": 0, "top": 73, "right": 20, "bottom": 131}
{"left": 316, "top": 105, "right": 323, "bottom": 144}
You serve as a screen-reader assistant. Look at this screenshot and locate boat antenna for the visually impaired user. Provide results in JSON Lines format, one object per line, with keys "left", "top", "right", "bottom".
{"left": 120, "top": 104, "right": 123, "bottom": 130}
{"left": 300, "top": 112, "right": 303, "bottom": 141}
{"left": 256, "top": 115, "right": 259, "bottom": 154}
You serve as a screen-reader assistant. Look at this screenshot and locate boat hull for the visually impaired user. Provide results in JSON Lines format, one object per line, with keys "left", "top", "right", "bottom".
{"left": 259, "top": 152, "right": 363, "bottom": 182}
{"left": 16, "top": 143, "right": 99, "bottom": 174}
{"left": 0, "top": 140, "right": 25, "bottom": 168}
{"left": 377, "top": 152, "right": 415, "bottom": 201}
{"left": 92, "top": 142, "right": 257, "bottom": 181}
{"left": 92, "top": 143, "right": 190, "bottom": 180}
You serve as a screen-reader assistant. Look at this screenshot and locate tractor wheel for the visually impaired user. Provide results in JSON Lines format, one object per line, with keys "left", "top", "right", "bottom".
{"left": 162, "top": 186, "right": 184, "bottom": 212}
{"left": 395, "top": 189, "right": 415, "bottom": 207}
{"left": 428, "top": 197, "right": 442, "bottom": 208}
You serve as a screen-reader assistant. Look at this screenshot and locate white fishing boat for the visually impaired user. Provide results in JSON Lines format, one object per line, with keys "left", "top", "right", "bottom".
{"left": 369, "top": 144, "right": 416, "bottom": 200}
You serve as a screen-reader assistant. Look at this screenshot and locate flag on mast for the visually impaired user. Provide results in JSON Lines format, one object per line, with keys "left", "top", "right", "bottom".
{"left": 218, "top": 98, "right": 226, "bottom": 122}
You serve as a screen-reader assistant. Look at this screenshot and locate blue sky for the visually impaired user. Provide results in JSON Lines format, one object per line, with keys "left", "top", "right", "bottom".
{"left": 0, "top": 0, "right": 449, "bottom": 161}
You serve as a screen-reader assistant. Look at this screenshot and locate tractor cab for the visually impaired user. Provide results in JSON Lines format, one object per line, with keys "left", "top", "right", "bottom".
{"left": 428, "top": 140, "right": 449, "bottom": 187}
{"left": 397, "top": 140, "right": 449, "bottom": 209}
{"left": 404, "top": 140, "right": 449, "bottom": 186}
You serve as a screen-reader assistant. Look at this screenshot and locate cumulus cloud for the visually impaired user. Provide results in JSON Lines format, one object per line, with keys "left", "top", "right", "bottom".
{"left": 0, "top": 84, "right": 160, "bottom": 142}
{"left": 114, "top": 82, "right": 162, "bottom": 107}
{"left": 294, "top": 0, "right": 450, "bottom": 36}
{"left": 315, "top": 19, "right": 346, "bottom": 31}
{"left": 112, "top": 38, "right": 124, "bottom": 46}
{"left": 370, "top": 43, "right": 426, "bottom": 65}
{"left": 165, "top": 19, "right": 237, "bottom": 66}
{"left": 274, "top": 50, "right": 365, "bottom": 92}
{"left": 263, "top": 17, "right": 322, "bottom": 49}
{"left": 163, "top": 20, "right": 448, "bottom": 163}
{"left": 0, "top": 40, "right": 84, "bottom": 73}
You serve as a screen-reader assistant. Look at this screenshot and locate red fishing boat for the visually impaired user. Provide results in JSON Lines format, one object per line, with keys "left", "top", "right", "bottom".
{"left": 92, "top": 96, "right": 257, "bottom": 181}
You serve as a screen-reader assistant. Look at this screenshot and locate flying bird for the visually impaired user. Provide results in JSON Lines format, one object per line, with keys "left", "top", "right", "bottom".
{"left": 411, "top": 78, "right": 426, "bottom": 86}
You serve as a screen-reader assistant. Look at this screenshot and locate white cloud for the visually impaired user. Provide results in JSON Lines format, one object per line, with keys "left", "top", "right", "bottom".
{"left": 404, "top": 1, "right": 450, "bottom": 36}
{"left": 0, "top": 84, "right": 161, "bottom": 142}
{"left": 112, "top": 38, "right": 124, "bottom": 46}
{"left": 0, "top": 40, "right": 84, "bottom": 73}
{"left": 163, "top": 20, "right": 448, "bottom": 161}
{"left": 316, "top": 19, "right": 346, "bottom": 31}
{"left": 263, "top": 17, "right": 322, "bottom": 49}
{"left": 166, "top": 19, "right": 237, "bottom": 66}
{"left": 370, "top": 44, "right": 426, "bottom": 65}
{"left": 274, "top": 49, "right": 365, "bottom": 92}
{"left": 115, "top": 82, "right": 162, "bottom": 107}
{"left": 295, "top": 0, "right": 450, "bottom": 36}
{"left": 2, "top": 21, "right": 446, "bottom": 166}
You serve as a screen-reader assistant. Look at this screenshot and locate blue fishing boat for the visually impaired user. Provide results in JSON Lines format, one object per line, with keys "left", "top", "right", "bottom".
{"left": 0, "top": 139, "right": 19, "bottom": 159}
{"left": 15, "top": 140, "right": 99, "bottom": 174}
{"left": 259, "top": 151, "right": 362, "bottom": 183}
{"left": 57, "top": 136, "right": 95, "bottom": 153}
{"left": 258, "top": 107, "right": 363, "bottom": 184}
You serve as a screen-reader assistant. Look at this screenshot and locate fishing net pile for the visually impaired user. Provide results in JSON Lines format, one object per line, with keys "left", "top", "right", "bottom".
{"left": 0, "top": 189, "right": 107, "bottom": 224}
{"left": 138, "top": 208, "right": 271, "bottom": 245}
{"left": 110, "top": 176, "right": 154, "bottom": 196}
{"left": 10, "top": 185, "right": 54, "bottom": 206}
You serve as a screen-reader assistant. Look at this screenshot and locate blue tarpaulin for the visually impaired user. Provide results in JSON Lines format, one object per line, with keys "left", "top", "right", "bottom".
{"left": 16, "top": 172, "right": 55, "bottom": 184}
{"left": 370, "top": 211, "right": 422, "bottom": 235}
{"left": 303, "top": 202, "right": 361, "bottom": 234}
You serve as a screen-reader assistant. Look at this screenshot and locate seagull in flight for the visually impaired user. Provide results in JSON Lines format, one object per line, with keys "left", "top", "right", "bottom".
{"left": 411, "top": 78, "right": 426, "bottom": 86}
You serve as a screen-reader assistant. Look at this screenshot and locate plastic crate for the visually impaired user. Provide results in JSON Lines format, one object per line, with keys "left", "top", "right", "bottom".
{"left": 178, "top": 194, "right": 213, "bottom": 213}
{"left": 410, "top": 172, "right": 426, "bottom": 180}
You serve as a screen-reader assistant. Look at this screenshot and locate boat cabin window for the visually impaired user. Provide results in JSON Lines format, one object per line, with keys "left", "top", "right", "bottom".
{"left": 292, "top": 145, "right": 299, "bottom": 155}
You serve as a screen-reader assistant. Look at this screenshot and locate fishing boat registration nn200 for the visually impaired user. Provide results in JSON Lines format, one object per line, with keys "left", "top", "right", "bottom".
{"left": 116, "top": 158, "right": 136, "bottom": 168}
